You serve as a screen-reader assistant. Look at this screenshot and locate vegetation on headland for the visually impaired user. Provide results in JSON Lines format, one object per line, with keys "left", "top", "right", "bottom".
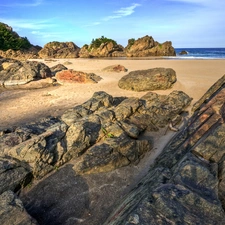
{"left": 126, "top": 38, "right": 136, "bottom": 49}
{"left": 90, "top": 36, "right": 117, "bottom": 49}
{"left": 0, "top": 23, "right": 31, "bottom": 51}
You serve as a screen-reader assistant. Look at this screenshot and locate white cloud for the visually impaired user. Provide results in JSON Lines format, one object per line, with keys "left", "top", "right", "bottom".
{"left": 0, "top": 0, "right": 43, "bottom": 7}
{"left": 103, "top": 3, "right": 141, "bottom": 21}
{"left": 0, "top": 18, "right": 55, "bottom": 30}
{"left": 166, "top": 0, "right": 208, "bottom": 3}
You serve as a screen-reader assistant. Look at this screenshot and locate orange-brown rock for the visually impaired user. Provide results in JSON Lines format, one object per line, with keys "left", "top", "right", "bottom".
{"left": 55, "top": 69, "right": 102, "bottom": 84}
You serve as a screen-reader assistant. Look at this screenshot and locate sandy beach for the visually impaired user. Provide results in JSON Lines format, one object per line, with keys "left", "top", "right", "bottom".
{"left": 1, "top": 58, "right": 225, "bottom": 129}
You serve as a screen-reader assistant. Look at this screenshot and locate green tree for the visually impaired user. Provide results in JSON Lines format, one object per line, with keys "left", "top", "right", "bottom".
{"left": 0, "top": 23, "right": 31, "bottom": 51}
{"left": 90, "top": 36, "right": 117, "bottom": 49}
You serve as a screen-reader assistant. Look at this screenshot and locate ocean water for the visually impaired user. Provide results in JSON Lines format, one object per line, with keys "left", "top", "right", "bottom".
{"left": 174, "top": 48, "right": 225, "bottom": 59}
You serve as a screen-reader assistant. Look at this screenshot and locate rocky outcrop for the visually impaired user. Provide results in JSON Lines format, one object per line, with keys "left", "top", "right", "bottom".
{"left": 55, "top": 70, "right": 102, "bottom": 84}
{"left": 0, "top": 59, "right": 53, "bottom": 88}
{"left": 105, "top": 74, "right": 225, "bottom": 225}
{"left": 125, "top": 35, "right": 176, "bottom": 57}
{"left": 0, "top": 90, "right": 191, "bottom": 180}
{"left": 38, "top": 41, "right": 80, "bottom": 59}
{"left": 0, "top": 89, "right": 191, "bottom": 224}
{"left": 118, "top": 67, "right": 177, "bottom": 91}
{"left": 102, "top": 64, "right": 128, "bottom": 72}
{"left": 0, "top": 191, "right": 38, "bottom": 225}
{"left": 0, "top": 46, "right": 41, "bottom": 60}
{"left": 79, "top": 42, "right": 125, "bottom": 58}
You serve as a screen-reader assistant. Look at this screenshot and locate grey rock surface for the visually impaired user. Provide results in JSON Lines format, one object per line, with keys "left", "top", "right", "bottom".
{"left": 0, "top": 191, "right": 38, "bottom": 225}
{"left": 105, "top": 74, "right": 225, "bottom": 225}
{"left": 118, "top": 67, "right": 177, "bottom": 91}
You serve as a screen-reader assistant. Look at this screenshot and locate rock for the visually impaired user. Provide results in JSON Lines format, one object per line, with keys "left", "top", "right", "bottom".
{"left": 105, "top": 74, "right": 225, "bottom": 225}
{"left": 118, "top": 67, "right": 177, "bottom": 91}
{"left": 62, "top": 90, "right": 190, "bottom": 174}
{"left": 134, "top": 90, "right": 192, "bottom": 131}
{"left": 0, "top": 156, "right": 32, "bottom": 195}
{"left": 61, "top": 91, "right": 115, "bottom": 126}
{"left": 50, "top": 63, "right": 68, "bottom": 76}
{"left": 0, "top": 58, "right": 19, "bottom": 70}
{"left": 0, "top": 191, "right": 38, "bottom": 225}
{"left": 0, "top": 89, "right": 190, "bottom": 179}
{"left": 0, "top": 117, "right": 68, "bottom": 179}
{"left": 102, "top": 64, "right": 128, "bottom": 72}
{"left": 179, "top": 50, "right": 188, "bottom": 55}
{"left": 79, "top": 42, "right": 125, "bottom": 58}
{"left": 0, "top": 60, "right": 52, "bottom": 87}
{"left": 125, "top": 35, "right": 176, "bottom": 57}
{"left": 38, "top": 41, "right": 80, "bottom": 59}
{"left": 0, "top": 48, "right": 41, "bottom": 60}
{"left": 192, "top": 74, "right": 225, "bottom": 112}
{"left": 55, "top": 69, "right": 102, "bottom": 84}
{"left": 73, "top": 135, "right": 152, "bottom": 174}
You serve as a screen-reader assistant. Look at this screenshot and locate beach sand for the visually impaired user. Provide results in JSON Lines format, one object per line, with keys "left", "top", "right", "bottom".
{"left": 1, "top": 59, "right": 225, "bottom": 160}
{"left": 1, "top": 59, "right": 225, "bottom": 129}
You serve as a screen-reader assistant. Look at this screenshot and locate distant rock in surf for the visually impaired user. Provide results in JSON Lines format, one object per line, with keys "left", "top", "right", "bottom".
{"left": 179, "top": 50, "right": 188, "bottom": 55}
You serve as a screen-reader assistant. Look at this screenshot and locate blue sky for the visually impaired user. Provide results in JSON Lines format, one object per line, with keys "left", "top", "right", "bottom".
{"left": 0, "top": 0, "right": 224, "bottom": 48}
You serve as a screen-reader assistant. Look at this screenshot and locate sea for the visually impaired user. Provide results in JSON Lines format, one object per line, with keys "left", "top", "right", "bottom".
{"left": 174, "top": 48, "right": 225, "bottom": 59}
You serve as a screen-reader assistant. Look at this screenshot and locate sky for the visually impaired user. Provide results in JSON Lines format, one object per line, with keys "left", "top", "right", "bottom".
{"left": 0, "top": 0, "right": 224, "bottom": 48}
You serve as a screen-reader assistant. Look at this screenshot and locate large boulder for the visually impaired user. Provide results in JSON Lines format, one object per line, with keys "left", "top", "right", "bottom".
{"left": 125, "top": 35, "right": 176, "bottom": 57}
{"left": 118, "top": 67, "right": 177, "bottom": 91}
{"left": 0, "top": 191, "right": 38, "bottom": 225}
{"left": 38, "top": 41, "right": 80, "bottom": 59}
{"left": 55, "top": 69, "right": 102, "bottom": 84}
{"left": 0, "top": 59, "right": 52, "bottom": 88}
{"left": 105, "top": 74, "right": 225, "bottom": 225}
